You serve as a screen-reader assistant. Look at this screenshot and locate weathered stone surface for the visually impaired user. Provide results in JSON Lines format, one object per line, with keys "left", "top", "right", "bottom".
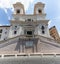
{"left": 0, "top": 56, "right": 60, "bottom": 64}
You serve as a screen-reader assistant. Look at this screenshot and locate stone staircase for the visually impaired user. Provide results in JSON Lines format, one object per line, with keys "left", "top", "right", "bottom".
{"left": 0, "top": 35, "right": 60, "bottom": 54}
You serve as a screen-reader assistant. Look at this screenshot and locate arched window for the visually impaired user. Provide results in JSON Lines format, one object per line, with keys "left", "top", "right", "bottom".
{"left": 41, "top": 26, "right": 45, "bottom": 34}
{"left": 16, "top": 9, "right": 20, "bottom": 13}
{"left": 42, "top": 30, "right": 45, "bottom": 34}
{"left": 38, "top": 9, "right": 42, "bottom": 13}
{"left": 14, "top": 31, "right": 17, "bottom": 34}
{"left": 41, "top": 26, "right": 45, "bottom": 30}
{"left": 15, "top": 26, "right": 17, "bottom": 29}
{"left": 0, "top": 29, "right": 2, "bottom": 33}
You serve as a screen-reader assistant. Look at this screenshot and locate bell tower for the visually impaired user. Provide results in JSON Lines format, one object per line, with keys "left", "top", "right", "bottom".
{"left": 9, "top": 2, "right": 25, "bottom": 38}
{"left": 34, "top": 2, "right": 45, "bottom": 15}
{"left": 13, "top": 2, "right": 25, "bottom": 14}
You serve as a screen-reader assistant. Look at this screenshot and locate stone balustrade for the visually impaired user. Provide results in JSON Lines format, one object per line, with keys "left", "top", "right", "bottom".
{"left": 0, "top": 53, "right": 60, "bottom": 58}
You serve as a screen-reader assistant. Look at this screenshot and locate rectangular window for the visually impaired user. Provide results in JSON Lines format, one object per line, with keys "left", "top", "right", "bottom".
{"left": 0, "top": 29, "right": 2, "bottom": 33}
{"left": 15, "top": 26, "right": 17, "bottom": 29}
{"left": 28, "top": 19, "right": 31, "bottom": 21}
{"left": 27, "top": 31, "right": 32, "bottom": 35}
{"left": 0, "top": 35, "right": 1, "bottom": 39}
{"left": 14, "top": 31, "right": 17, "bottom": 34}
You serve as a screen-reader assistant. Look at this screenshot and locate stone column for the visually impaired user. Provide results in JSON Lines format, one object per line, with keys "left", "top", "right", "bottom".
{"left": 20, "top": 44, "right": 22, "bottom": 53}
{"left": 24, "top": 45, "right": 25, "bottom": 53}
{"left": 36, "top": 43, "right": 38, "bottom": 52}
{"left": 33, "top": 43, "right": 37, "bottom": 53}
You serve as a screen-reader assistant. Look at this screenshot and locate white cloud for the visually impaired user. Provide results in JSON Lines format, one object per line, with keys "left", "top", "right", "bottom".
{"left": 4, "top": 8, "right": 8, "bottom": 13}
{"left": 48, "top": 16, "right": 60, "bottom": 25}
{"left": 0, "top": 0, "right": 34, "bottom": 20}
{"left": 0, "top": 0, "right": 34, "bottom": 11}
{"left": 48, "top": 20, "right": 51, "bottom": 26}
{"left": 0, "top": 0, "right": 13, "bottom": 13}
{"left": 0, "top": 0, "right": 12, "bottom": 8}
{"left": 19, "top": 0, "right": 34, "bottom": 10}
{"left": 0, "top": 24, "right": 3, "bottom": 26}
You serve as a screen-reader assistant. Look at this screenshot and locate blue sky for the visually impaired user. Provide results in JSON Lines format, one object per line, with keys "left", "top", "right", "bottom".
{"left": 0, "top": 0, "right": 60, "bottom": 35}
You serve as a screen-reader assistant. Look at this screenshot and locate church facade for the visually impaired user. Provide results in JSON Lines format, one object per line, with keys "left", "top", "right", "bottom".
{"left": 0, "top": 2, "right": 60, "bottom": 54}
